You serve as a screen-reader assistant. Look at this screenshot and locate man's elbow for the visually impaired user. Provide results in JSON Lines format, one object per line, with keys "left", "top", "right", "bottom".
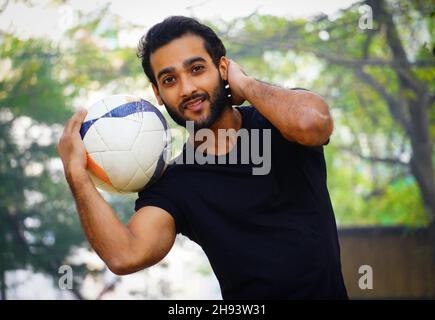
{"left": 287, "top": 113, "right": 333, "bottom": 147}
{"left": 106, "top": 259, "right": 134, "bottom": 276}
{"left": 105, "top": 256, "right": 150, "bottom": 276}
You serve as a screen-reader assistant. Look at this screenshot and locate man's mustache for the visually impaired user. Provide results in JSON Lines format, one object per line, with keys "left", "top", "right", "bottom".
{"left": 179, "top": 93, "right": 209, "bottom": 110}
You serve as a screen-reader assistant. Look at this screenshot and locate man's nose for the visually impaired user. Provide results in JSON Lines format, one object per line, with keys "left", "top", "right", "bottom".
{"left": 179, "top": 76, "right": 197, "bottom": 98}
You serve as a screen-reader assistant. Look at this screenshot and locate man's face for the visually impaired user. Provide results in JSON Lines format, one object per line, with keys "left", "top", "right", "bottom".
{"left": 150, "top": 34, "right": 229, "bottom": 130}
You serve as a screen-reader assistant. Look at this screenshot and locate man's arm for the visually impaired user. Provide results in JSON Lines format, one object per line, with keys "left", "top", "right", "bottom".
{"left": 227, "top": 59, "right": 333, "bottom": 146}
{"left": 57, "top": 109, "right": 176, "bottom": 275}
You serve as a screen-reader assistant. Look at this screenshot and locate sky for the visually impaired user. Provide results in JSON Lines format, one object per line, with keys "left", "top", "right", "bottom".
{"left": 0, "top": 0, "right": 358, "bottom": 40}
{"left": 108, "top": 0, "right": 357, "bottom": 25}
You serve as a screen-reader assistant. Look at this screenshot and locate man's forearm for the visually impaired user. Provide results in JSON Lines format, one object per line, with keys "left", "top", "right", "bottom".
{"left": 66, "top": 169, "right": 135, "bottom": 270}
{"left": 241, "top": 78, "right": 333, "bottom": 146}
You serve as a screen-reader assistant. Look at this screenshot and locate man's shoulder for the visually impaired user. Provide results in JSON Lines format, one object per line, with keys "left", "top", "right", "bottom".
{"left": 236, "top": 105, "right": 275, "bottom": 130}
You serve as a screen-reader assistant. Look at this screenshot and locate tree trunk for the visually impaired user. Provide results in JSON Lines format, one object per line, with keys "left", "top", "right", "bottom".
{"left": 408, "top": 99, "right": 435, "bottom": 225}
{"left": 371, "top": 0, "right": 435, "bottom": 224}
{"left": 410, "top": 152, "right": 435, "bottom": 221}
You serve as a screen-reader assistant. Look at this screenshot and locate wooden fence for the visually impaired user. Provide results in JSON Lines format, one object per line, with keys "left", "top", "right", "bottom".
{"left": 338, "top": 227, "right": 435, "bottom": 299}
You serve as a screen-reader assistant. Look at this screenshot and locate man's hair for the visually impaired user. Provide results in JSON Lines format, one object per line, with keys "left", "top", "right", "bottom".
{"left": 137, "top": 16, "right": 227, "bottom": 87}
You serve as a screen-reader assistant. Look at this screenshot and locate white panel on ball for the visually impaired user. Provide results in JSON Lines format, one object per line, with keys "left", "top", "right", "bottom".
{"left": 132, "top": 130, "right": 167, "bottom": 172}
{"left": 99, "top": 150, "right": 143, "bottom": 189}
{"left": 139, "top": 112, "right": 166, "bottom": 132}
{"left": 83, "top": 125, "right": 108, "bottom": 153}
{"left": 94, "top": 118, "right": 141, "bottom": 151}
{"left": 123, "top": 166, "right": 148, "bottom": 192}
{"left": 85, "top": 100, "right": 108, "bottom": 120}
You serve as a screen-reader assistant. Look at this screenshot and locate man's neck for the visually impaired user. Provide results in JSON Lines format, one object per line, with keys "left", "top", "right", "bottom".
{"left": 188, "top": 107, "right": 242, "bottom": 155}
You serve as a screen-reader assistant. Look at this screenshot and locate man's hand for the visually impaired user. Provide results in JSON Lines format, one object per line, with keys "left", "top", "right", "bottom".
{"left": 227, "top": 59, "right": 251, "bottom": 106}
{"left": 56, "top": 108, "right": 176, "bottom": 275}
{"left": 57, "top": 108, "right": 88, "bottom": 181}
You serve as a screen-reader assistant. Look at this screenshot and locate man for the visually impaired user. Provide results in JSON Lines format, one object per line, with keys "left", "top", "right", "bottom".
{"left": 57, "top": 16, "right": 348, "bottom": 299}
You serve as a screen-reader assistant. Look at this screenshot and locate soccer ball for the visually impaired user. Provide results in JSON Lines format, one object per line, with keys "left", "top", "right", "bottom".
{"left": 80, "top": 94, "right": 171, "bottom": 193}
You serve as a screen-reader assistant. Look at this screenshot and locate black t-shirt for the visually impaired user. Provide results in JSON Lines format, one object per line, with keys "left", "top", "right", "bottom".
{"left": 135, "top": 106, "right": 348, "bottom": 299}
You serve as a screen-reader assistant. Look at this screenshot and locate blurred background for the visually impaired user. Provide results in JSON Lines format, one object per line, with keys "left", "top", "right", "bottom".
{"left": 0, "top": 0, "right": 434, "bottom": 299}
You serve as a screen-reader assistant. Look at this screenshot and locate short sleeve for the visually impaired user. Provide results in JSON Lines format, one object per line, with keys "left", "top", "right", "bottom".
{"left": 134, "top": 176, "right": 187, "bottom": 236}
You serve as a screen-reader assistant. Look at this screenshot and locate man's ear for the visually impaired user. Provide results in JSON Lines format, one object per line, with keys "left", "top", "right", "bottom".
{"left": 218, "top": 56, "right": 229, "bottom": 81}
{"left": 151, "top": 83, "right": 163, "bottom": 105}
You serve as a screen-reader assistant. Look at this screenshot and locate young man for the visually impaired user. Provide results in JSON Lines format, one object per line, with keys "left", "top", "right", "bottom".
{"left": 57, "top": 16, "right": 348, "bottom": 299}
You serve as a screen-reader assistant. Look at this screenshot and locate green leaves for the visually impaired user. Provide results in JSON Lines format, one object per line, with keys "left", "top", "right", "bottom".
{"left": 0, "top": 34, "right": 71, "bottom": 123}
{"left": 220, "top": 3, "right": 434, "bottom": 226}
{"left": 0, "top": 4, "right": 142, "bottom": 298}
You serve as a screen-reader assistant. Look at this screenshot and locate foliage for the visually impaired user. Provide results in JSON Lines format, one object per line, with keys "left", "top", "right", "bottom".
{"left": 219, "top": 0, "right": 434, "bottom": 226}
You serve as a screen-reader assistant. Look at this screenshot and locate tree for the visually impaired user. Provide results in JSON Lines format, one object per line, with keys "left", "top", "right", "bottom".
{"left": 0, "top": 32, "right": 84, "bottom": 299}
{"left": 218, "top": 0, "right": 434, "bottom": 227}
{"left": 0, "top": 3, "right": 144, "bottom": 299}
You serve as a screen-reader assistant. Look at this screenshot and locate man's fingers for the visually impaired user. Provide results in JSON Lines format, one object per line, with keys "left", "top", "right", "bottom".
{"left": 64, "top": 108, "right": 88, "bottom": 135}
{"left": 71, "top": 108, "right": 88, "bottom": 132}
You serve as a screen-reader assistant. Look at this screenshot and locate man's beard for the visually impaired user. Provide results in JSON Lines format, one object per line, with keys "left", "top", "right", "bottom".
{"left": 162, "top": 75, "right": 230, "bottom": 131}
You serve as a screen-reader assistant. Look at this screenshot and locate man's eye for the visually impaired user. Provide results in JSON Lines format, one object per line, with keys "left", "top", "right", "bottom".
{"left": 162, "top": 76, "right": 175, "bottom": 85}
{"left": 192, "top": 65, "right": 204, "bottom": 73}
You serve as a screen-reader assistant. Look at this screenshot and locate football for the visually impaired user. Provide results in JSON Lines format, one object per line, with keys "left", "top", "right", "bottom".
{"left": 80, "top": 94, "right": 171, "bottom": 193}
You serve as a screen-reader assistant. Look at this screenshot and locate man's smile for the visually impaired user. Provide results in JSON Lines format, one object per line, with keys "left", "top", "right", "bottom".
{"left": 184, "top": 96, "right": 206, "bottom": 112}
